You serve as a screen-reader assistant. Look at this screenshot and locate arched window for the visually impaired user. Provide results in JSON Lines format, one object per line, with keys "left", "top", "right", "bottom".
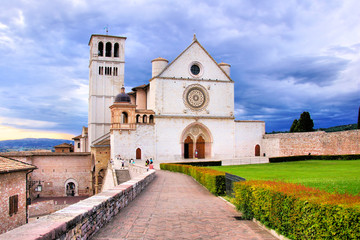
{"left": 136, "top": 114, "right": 140, "bottom": 123}
{"left": 114, "top": 43, "right": 119, "bottom": 57}
{"left": 143, "top": 115, "right": 147, "bottom": 123}
{"left": 149, "top": 115, "right": 154, "bottom": 123}
{"left": 255, "top": 144, "right": 260, "bottom": 156}
{"left": 105, "top": 42, "right": 112, "bottom": 57}
{"left": 98, "top": 42, "right": 103, "bottom": 56}
{"left": 121, "top": 112, "right": 128, "bottom": 123}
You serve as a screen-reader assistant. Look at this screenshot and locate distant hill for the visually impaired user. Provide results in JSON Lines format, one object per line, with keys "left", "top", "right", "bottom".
{"left": 318, "top": 123, "right": 357, "bottom": 132}
{"left": 0, "top": 138, "right": 74, "bottom": 152}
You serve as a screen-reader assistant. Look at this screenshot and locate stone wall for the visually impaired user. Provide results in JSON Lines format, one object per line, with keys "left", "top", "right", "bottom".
{"left": 0, "top": 171, "right": 27, "bottom": 234}
{"left": 235, "top": 120, "right": 265, "bottom": 157}
{"left": 0, "top": 170, "right": 156, "bottom": 240}
{"left": 111, "top": 124, "right": 155, "bottom": 162}
{"left": 263, "top": 130, "right": 360, "bottom": 157}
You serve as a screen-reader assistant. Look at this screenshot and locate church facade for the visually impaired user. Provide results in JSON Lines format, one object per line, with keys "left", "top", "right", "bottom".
{"left": 86, "top": 34, "right": 266, "bottom": 167}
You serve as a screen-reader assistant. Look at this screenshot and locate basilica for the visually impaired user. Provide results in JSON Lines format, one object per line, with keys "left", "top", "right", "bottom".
{"left": 76, "top": 34, "right": 266, "bottom": 168}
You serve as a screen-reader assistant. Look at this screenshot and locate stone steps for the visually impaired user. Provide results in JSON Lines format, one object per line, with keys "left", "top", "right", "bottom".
{"left": 115, "top": 169, "right": 131, "bottom": 185}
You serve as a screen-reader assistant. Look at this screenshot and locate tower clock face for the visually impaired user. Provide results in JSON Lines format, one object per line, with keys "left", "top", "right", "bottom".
{"left": 183, "top": 84, "right": 209, "bottom": 111}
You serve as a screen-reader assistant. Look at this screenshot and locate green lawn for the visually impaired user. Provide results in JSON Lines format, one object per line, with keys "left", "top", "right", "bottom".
{"left": 210, "top": 160, "right": 360, "bottom": 195}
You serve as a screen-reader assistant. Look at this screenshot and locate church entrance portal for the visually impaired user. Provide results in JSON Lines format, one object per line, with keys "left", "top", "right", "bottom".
{"left": 181, "top": 123, "right": 212, "bottom": 159}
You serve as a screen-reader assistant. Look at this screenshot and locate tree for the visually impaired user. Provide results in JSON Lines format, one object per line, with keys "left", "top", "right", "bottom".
{"left": 290, "top": 119, "right": 298, "bottom": 132}
{"left": 289, "top": 112, "right": 314, "bottom": 132}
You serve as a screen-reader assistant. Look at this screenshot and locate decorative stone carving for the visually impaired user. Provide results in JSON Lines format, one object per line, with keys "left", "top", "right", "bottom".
{"left": 183, "top": 84, "right": 209, "bottom": 111}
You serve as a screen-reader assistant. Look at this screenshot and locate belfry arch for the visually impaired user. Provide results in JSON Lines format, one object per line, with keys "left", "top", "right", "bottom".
{"left": 181, "top": 122, "right": 213, "bottom": 159}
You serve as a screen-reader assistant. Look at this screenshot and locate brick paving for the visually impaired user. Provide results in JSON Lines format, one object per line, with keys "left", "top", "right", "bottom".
{"left": 92, "top": 170, "right": 277, "bottom": 240}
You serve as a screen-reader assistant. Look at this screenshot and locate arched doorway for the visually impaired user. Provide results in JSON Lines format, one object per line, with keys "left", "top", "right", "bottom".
{"left": 136, "top": 148, "right": 141, "bottom": 159}
{"left": 184, "top": 136, "right": 193, "bottom": 159}
{"left": 97, "top": 169, "right": 105, "bottom": 193}
{"left": 255, "top": 144, "right": 260, "bottom": 156}
{"left": 66, "top": 182, "right": 75, "bottom": 196}
{"left": 181, "top": 123, "right": 212, "bottom": 159}
{"left": 196, "top": 136, "right": 205, "bottom": 159}
{"left": 64, "top": 178, "right": 78, "bottom": 196}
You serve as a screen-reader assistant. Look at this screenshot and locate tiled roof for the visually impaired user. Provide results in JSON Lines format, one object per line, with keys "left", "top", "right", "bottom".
{"left": 132, "top": 84, "right": 149, "bottom": 91}
{"left": 0, "top": 152, "right": 90, "bottom": 157}
{"left": 0, "top": 156, "right": 36, "bottom": 174}
{"left": 72, "top": 135, "right": 82, "bottom": 140}
{"left": 54, "top": 143, "right": 73, "bottom": 148}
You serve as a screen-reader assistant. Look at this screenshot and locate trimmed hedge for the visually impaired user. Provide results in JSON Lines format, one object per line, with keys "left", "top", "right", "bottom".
{"left": 160, "top": 163, "right": 226, "bottom": 195}
{"left": 234, "top": 180, "right": 360, "bottom": 239}
{"left": 270, "top": 154, "right": 360, "bottom": 163}
{"left": 175, "top": 161, "right": 222, "bottom": 167}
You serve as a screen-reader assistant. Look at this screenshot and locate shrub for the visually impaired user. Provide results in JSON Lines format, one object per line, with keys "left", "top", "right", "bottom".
{"left": 234, "top": 180, "right": 360, "bottom": 239}
{"left": 270, "top": 154, "right": 360, "bottom": 163}
{"left": 175, "top": 161, "right": 222, "bottom": 167}
{"left": 160, "top": 163, "right": 226, "bottom": 195}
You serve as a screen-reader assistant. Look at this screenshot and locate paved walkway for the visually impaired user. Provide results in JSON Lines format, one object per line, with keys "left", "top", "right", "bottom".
{"left": 92, "top": 170, "right": 277, "bottom": 240}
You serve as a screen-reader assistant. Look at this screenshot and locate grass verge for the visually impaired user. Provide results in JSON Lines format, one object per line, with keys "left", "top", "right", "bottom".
{"left": 210, "top": 160, "right": 360, "bottom": 195}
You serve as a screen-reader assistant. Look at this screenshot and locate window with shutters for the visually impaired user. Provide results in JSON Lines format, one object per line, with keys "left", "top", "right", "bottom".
{"left": 9, "top": 195, "right": 18, "bottom": 216}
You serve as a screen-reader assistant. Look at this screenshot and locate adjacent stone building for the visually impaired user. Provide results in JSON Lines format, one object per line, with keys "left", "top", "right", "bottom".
{"left": 54, "top": 143, "right": 73, "bottom": 153}
{"left": 0, "top": 156, "right": 36, "bottom": 234}
{"left": 0, "top": 152, "right": 92, "bottom": 198}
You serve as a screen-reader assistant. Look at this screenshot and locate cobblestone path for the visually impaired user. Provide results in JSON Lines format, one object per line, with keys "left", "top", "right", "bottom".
{"left": 92, "top": 170, "right": 277, "bottom": 240}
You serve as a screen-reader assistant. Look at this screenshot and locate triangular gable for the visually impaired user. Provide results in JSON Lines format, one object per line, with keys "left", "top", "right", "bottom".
{"left": 156, "top": 38, "right": 232, "bottom": 81}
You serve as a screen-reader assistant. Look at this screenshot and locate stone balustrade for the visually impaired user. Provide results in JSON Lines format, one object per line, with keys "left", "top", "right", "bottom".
{"left": 129, "top": 163, "right": 149, "bottom": 178}
{"left": 0, "top": 170, "right": 156, "bottom": 240}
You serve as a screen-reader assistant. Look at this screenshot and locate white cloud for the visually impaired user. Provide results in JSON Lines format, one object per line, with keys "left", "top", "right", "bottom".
{"left": 12, "top": 9, "right": 26, "bottom": 28}
{"left": 0, "top": 117, "right": 58, "bottom": 128}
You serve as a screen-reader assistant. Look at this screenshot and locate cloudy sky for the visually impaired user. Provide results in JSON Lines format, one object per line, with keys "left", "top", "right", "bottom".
{"left": 0, "top": 0, "right": 359, "bottom": 140}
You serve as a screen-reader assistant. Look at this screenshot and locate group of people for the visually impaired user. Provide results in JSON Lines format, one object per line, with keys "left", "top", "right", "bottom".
{"left": 119, "top": 158, "right": 135, "bottom": 169}
{"left": 113, "top": 155, "right": 154, "bottom": 170}
{"left": 145, "top": 158, "right": 154, "bottom": 169}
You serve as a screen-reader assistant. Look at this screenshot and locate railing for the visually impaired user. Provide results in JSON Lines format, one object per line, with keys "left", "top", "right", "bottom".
{"left": 129, "top": 164, "right": 149, "bottom": 178}
{"left": 225, "top": 173, "right": 245, "bottom": 197}
{"left": 111, "top": 123, "right": 136, "bottom": 130}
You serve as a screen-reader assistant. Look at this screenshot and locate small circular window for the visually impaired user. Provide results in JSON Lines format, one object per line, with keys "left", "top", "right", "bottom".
{"left": 190, "top": 64, "right": 200, "bottom": 75}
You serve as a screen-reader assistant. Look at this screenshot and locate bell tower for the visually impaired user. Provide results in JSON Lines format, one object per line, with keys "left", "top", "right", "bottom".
{"left": 88, "top": 34, "right": 126, "bottom": 150}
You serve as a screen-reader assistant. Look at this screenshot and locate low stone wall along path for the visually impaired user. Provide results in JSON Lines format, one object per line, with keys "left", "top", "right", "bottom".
{"left": 92, "top": 170, "right": 277, "bottom": 240}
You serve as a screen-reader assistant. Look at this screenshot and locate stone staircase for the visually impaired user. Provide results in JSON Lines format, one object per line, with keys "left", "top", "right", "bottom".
{"left": 115, "top": 169, "right": 131, "bottom": 184}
